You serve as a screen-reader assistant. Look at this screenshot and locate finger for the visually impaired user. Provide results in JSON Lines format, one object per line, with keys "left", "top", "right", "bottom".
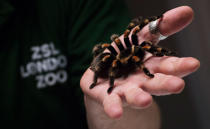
{"left": 142, "top": 73, "right": 185, "bottom": 96}
{"left": 81, "top": 69, "right": 123, "bottom": 119}
{"left": 80, "top": 69, "right": 108, "bottom": 103}
{"left": 103, "top": 93, "right": 123, "bottom": 119}
{"left": 145, "top": 57, "right": 200, "bottom": 77}
{"left": 123, "top": 85, "right": 153, "bottom": 109}
{"left": 139, "top": 6, "right": 194, "bottom": 42}
{"left": 160, "top": 6, "right": 194, "bottom": 36}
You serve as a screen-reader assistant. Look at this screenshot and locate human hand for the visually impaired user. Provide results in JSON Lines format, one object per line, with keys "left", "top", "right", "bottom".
{"left": 80, "top": 6, "right": 200, "bottom": 120}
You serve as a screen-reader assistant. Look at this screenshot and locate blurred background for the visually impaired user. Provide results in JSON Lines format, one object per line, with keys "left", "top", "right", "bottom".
{"left": 124, "top": 0, "right": 210, "bottom": 129}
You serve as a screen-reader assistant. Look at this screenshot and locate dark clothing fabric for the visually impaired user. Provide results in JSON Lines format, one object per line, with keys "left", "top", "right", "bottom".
{"left": 0, "top": 0, "right": 130, "bottom": 128}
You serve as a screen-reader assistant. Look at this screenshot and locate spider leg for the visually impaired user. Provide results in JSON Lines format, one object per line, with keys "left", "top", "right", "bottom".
{"left": 107, "top": 59, "right": 121, "bottom": 94}
{"left": 131, "top": 15, "right": 163, "bottom": 46}
{"left": 90, "top": 52, "right": 114, "bottom": 90}
{"left": 123, "top": 17, "right": 142, "bottom": 48}
{"left": 131, "top": 26, "right": 140, "bottom": 46}
{"left": 132, "top": 55, "right": 154, "bottom": 78}
{"left": 92, "top": 43, "right": 118, "bottom": 57}
{"left": 111, "top": 34, "right": 125, "bottom": 51}
{"left": 92, "top": 43, "right": 110, "bottom": 57}
{"left": 155, "top": 48, "right": 177, "bottom": 56}
{"left": 140, "top": 41, "right": 177, "bottom": 56}
{"left": 139, "top": 15, "right": 163, "bottom": 29}
{"left": 124, "top": 29, "right": 132, "bottom": 48}
{"left": 107, "top": 76, "right": 115, "bottom": 94}
{"left": 130, "top": 16, "right": 144, "bottom": 26}
{"left": 130, "top": 18, "right": 151, "bottom": 46}
{"left": 147, "top": 14, "right": 163, "bottom": 22}
{"left": 89, "top": 73, "right": 98, "bottom": 89}
{"left": 141, "top": 64, "right": 154, "bottom": 78}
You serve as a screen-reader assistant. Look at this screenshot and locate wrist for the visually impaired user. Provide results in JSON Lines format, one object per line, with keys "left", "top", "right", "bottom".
{"left": 84, "top": 95, "right": 161, "bottom": 129}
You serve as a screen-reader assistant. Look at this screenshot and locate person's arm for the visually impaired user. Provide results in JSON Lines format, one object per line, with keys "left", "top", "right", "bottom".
{"left": 80, "top": 6, "right": 199, "bottom": 129}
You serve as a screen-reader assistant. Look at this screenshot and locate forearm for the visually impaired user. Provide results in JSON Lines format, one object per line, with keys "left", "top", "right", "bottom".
{"left": 85, "top": 95, "right": 161, "bottom": 129}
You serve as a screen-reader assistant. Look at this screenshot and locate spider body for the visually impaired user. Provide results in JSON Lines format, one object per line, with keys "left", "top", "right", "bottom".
{"left": 91, "top": 45, "right": 145, "bottom": 78}
{"left": 89, "top": 15, "right": 176, "bottom": 94}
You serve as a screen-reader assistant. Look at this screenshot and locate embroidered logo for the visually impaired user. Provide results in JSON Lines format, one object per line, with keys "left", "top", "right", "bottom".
{"left": 20, "top": 42, "right": 68, "bottom": 89}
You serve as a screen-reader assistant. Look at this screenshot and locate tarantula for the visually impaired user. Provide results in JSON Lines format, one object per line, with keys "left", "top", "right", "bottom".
{"left": 89, "top": 15, "right": 176, "bottom": 94}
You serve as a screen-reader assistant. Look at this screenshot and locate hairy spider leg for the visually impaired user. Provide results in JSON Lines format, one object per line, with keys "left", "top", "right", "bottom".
{"left": 123, "top": 18, "right": 140, "bottom": 48}
{"left": 123, "top": 16, "right": 144, "bottom": 48}
{"left": 124, "top": 29, "right": 132, "bottom": 48}
{"left": 107, "top": 45, "right": 118, "bottom": 56}
{"left": 89, "top": 73, "right": 98, "bottom": 89}
{"left": 141, "top": 64, "right": 155, "bottom": 78}
{"left": 130, "top": 16, "right": 144, "bottom": 26}
{"left": 131, "top": 55, "right": 154, "bottom": 78}
{"left": 147, "top": 15, "right": 163, "bottom": 22}
{"left": 92, "top": 43, "right": 110, "bottom": 57}
{"left": 107, "top": 76, "right": 115, "bottom": 94}
{"left": 107, "top": 59, "right": 121, "bottom": 94}
{"left": 89, "top": 53, "right": 113, "bottom": 89}
{"left": 111, "top": 34, "right": 125, "bottom": 51}
{"left": 140, "top": 41, "right": 177, "bottom": 56}
{"left": 131, "top": 26, "right": 141, "bottom": 46}
{"left": 92, "top": 43, "right": 118, "bottom": 57}
{"left": 131, "top": 18, "right": 151, "bottom": 46}
{"left": 131, "top": 15, "right": 163, "bottom": 46}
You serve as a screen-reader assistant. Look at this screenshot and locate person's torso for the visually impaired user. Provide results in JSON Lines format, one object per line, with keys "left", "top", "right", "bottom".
{"left": 0, "top": 0, "right": 130, "bottom": 128}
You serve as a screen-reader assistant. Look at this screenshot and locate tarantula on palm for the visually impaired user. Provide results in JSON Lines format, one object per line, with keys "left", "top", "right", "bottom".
{"left": 89, "top": 15, "right": 176, "bottom": 94}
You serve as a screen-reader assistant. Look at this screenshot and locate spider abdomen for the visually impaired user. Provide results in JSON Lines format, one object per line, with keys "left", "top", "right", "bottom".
{"left": 90, "top": 53, "right": 114, "bottom": 78}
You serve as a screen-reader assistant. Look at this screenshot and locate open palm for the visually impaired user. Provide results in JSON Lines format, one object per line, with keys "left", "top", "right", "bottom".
{"left": 80, "top": 6, "right": 200, "bottom": 119}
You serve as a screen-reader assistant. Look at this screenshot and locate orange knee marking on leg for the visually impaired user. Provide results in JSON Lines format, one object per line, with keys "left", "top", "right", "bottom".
{"left": 132, "top": 56, "right": 140, "bottom": 62}
{"left": 115, "top": 38, "right": 121, "bottom": 45}
{"left": 142, "top": 45, "right": 151, "bottom": 50}
{"left": 128, "top": 22, "right": 135, "bottom": 28}
{"left": 157, "top": 47, "right": 162, "bottom": 52}
{"left": 131, "top": 46, "right": 135, "bottom": 54}
{"left": 127, "top": 22, "right": 136, "bottom": 30}
{"left": 124, "top": 29, "right": 130, "bottom": 37}
{"left": 144, "top": 19, "right": 149, "bottom": 24}
{"left": 112, "top": 60, "right": 118, "bottom": 67}
{"left": 102, "top": 43, "right": 110, "bottom": 48}
{"left": 133, "top": 26, "right": 140, "bottom": 34}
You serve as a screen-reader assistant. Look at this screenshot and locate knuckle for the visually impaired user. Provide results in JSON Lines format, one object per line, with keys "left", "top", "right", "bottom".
{"left": 134, "top": 94, "right": 153, "bottom": 108}
{"left": 167, "top": 77, "right": 185, "bottom": 93}
{"left": 159, "top": 57, "right": 179, "bottom": 74}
